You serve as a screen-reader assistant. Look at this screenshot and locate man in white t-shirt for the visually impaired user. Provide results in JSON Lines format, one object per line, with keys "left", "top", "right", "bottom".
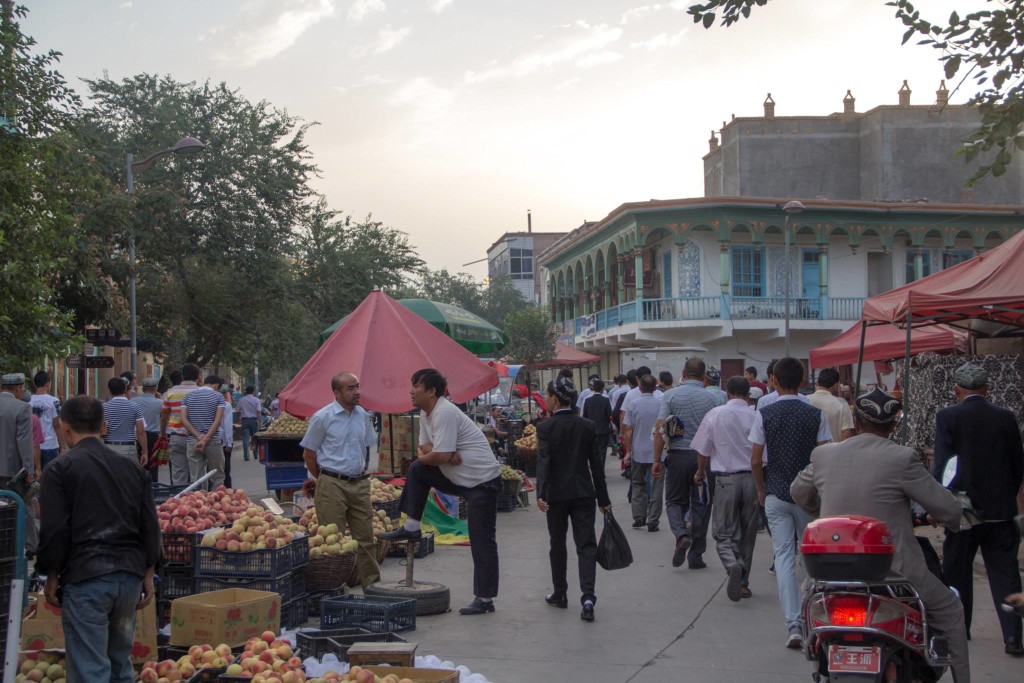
{"left": 381, "top": 368, "right": 502, "bottom": 616}
{"left": 30, "top": 371, "right": 64, "bottom": 470}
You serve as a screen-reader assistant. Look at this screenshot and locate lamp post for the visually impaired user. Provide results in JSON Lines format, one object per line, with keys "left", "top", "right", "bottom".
{"left": 782, "top": 200, "right": 805, "bottom": 357}
{"left": 126, "top": 136, "right": 205, "bottom": 374}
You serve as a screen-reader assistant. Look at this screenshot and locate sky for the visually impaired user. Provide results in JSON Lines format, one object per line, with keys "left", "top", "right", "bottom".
{"left": 24, "top": 0, "right": 976, "bottom": 280}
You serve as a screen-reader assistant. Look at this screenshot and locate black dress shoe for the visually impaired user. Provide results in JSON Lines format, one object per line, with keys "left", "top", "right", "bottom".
{"left": 1006, "top": 638, "right": 1024, "bottom": 656}
{"left": 631, "top": 518, "right": 645, "bottom": 529}
{"left": 380, "top": 527, "right": 422, "bottom": 542}
{"left": 581, "top": 600, "right": 594, "bottom": 621}
{"left": 458, "top": 598, "right": 495, "bottom": 615}
{"left": 544, "top": 593, "right": 568, "bottom": 608}
{"left": 672, "top": 536, "right": 691, "bottom": 567}
{"left": 688, "top": 559, "right": 707, "bottom": 570}
{"left": 647, "top": 523, "right": 659, "bottom": 532}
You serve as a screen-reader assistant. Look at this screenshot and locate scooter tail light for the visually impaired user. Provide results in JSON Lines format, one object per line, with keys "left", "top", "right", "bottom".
{"left": 826, "top": 595, "right": 869, "bottom": 627}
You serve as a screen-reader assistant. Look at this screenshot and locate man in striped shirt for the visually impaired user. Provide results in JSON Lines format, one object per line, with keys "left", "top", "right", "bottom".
{"left": 104, "top": 377, "right": 147, "bottom": 462}
{"left": 159, "top": 366, "right": 200, "bottom": 485}
{"left": 181, "top": 375, "right": 226, "bottom": 489}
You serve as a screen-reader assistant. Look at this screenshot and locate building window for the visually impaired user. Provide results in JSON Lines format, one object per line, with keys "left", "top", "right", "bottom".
{"left": 732, "top": 246, "right": 764, "bottom": 297}
{"left": 942, "top": 250, "right": 973, "bottom": 269}
{"left": 904, "top": 251, "right": 932, "bottom": 283}
{"left": 509, "top": 247, "right": 533, "bottom": 280}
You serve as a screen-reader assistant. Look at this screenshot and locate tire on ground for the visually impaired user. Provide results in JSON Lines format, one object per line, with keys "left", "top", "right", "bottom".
{"left": 364, "top": 581, "right": 451, "bottom": 616}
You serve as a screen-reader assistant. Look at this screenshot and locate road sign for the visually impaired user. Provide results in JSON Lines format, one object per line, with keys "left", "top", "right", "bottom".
{"left": 66, "top": 355, "right": 115, "bottom": 369}
{"left": 85, "top": 328, "right": 122, "bottom": 343}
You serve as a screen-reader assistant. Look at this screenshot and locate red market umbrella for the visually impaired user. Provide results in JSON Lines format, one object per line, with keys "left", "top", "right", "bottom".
{"left": 809, "top": 322, "right": 968, "bottom": 368}
{"left": 279, "top": 290, "right": 499, "bottom": 417}
{"left": 533, "top": 342, "right": 600, "bottom": 369}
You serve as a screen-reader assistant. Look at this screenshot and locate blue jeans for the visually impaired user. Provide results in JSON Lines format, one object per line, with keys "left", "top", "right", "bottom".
{"left": 62, "top": 571, "right": 142, "bottom": 683}
{"left": 40, "top": 448, "right": 59, "bottom": 470}
{"left": 241, "top": 417, "right": 260, "bottom": 461}
{"left": 764, "top": 494, "right": 814, "bottom": 634}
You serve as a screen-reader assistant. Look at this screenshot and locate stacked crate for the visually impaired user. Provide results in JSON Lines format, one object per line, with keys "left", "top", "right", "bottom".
{"left": 157, "top": 530, "right": 198, "bottom": 628}
{"left": 0, "top": 499, "right": 19, "bottom": 678}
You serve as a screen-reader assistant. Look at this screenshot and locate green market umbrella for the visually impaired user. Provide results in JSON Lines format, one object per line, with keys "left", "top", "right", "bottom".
{"left": 320, "top": 299, "right": 508, "bottom": 354}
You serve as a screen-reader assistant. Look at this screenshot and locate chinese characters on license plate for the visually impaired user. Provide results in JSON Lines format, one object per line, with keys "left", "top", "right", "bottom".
{"left": 827, "top": 645, "right": 882, "bottom": 674}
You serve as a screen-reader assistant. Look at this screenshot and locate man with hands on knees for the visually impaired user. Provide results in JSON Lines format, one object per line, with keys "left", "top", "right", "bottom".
{"left": 37, "top": 395, "right": 160, "bottom": 683}
{"left": 381, "top": 368, "right": 502, "bottom": 615}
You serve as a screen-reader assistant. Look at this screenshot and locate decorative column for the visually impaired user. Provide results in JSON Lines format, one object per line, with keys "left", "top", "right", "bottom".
{"left": 634, "top": 248, "right": 644, "bottom": 321}
{"left": 616, "top": 255, "right": 627, "bottom": 305}
{"left": 913, "top": 247, "right": 924, "bottom": 282}
{"left": 819, "top": 245, "right": 829, "bottom": 319}
{"left": 719, "top": 242, "right": 731, "bottom": 320}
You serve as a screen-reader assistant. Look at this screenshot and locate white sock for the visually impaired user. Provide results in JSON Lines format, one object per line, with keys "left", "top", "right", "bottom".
{"left": 404, "top": 519, "right": 421, "bottom": 532}
{"left": 477, "top": 597, "right": 492, "bottom": 603}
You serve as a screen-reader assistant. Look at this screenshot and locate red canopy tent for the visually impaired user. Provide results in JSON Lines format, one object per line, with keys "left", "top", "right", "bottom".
{"left": 279, "top": 290, "right": 499, "bottom": 417}
{"left": 810, "top": 322, "right": 968, "bottom": 369}
{"left": 533, "top": 342, "right": 600, "bottom": 369}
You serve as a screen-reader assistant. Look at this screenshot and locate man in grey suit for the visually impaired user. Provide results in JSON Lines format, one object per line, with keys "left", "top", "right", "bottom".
{"left": 791, "top": 388, "right": 970, "bottom": 683}
{"left": 0, "top": 372, "right": 38, "bottom": 557}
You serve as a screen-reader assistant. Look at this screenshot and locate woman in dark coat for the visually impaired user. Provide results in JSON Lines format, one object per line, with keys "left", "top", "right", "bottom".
{"left": 536, "top": 377, "right": 612, "bottom": 621}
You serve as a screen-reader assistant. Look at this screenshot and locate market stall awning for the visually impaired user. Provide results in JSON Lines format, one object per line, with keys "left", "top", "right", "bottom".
{"left": 532, "top": 342, "right": 600, "bottom": 369}
{"left": 280, "top": 290, "right": 499, "bottom": 417}
{"left": 399, "top": 299, "right": 508, "bottom": 354}
{"left": 862, "top": 229, "right": 1024, "bottom": 328}
{"left": 809, "top": 322, "right": 968, "bottom": 369}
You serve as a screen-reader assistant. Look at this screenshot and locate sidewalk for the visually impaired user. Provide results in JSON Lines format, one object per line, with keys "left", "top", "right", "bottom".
{"left": 222, "top": 450, "right": 1018, "bottom": 683}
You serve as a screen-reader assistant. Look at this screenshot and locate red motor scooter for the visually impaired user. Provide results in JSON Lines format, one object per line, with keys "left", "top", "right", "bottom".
{"left": 800, "top": 516, "right": 950, "bottom": 682}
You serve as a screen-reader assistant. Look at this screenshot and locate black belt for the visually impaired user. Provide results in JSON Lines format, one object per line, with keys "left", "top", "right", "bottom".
{"left": 319, "top": 469, "right": 368, "bottom": 482}
{"left": 713, "top": 470, "right": 751, "bottom": 476}
{"left": 105, "top": 440, "right": 135, "bottom": 445}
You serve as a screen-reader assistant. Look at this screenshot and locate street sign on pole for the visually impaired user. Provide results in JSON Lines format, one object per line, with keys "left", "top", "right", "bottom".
{"left": 66, "top": 355, "right": 115, "bottom": 369}
{"left": 85, "top": 328, "right": 122, "bottom": 343}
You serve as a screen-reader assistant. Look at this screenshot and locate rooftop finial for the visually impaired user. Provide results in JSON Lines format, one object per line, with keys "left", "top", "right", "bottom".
{"left": 898, "top": 80, "right": 911, "bottom": 106}
{"left": 843, "top": 89, "right": 855, "bottom": 114}
{"left": 764, "top": 93, "right": 776, "bottom": 119}
{"left": 936, "top": 79, "right": 948, "bottom": 106}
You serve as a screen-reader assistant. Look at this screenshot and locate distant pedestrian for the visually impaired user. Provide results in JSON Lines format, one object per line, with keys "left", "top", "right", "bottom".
{"left": 29, "top": 371, "right": 65, "bottom": 469}
{"left": 219, "top": 387, "right": 235, "bottom": 488}
{"left": 622, "top": 374, "right": 664, "bottom": 531}
{"left": 808, "top": 368, "right": 854, "bottom": 443}
{"left": 749, "top": 357, "right": 831, "bottom": 648}
{"left": 757, "top": 359, "right": 810, "bottom": 412}
{"left": 159, "top": 366, "right": 200, "bottom": 485}
{"left": 622, "top": 366, "right": 660, "bottom": 414}
{"left": 180, "top": 375, "right": 226, "bottom": 489}
{"left": 236, "top": 386, "right": 262, "bottom": 462}
{"left": 119, "top": 371, "right": 136, "bottom": 397}
{"left": 132, "top": 378, "right": 164, "bottom": 483}
{"left": 575, "top": 374, "right": 600, "bottom": 412}
{"left": 657, "top": 371, "right": 674, "bottom": 392}
{"left": 269, "top": 393, "right": 281, "bottom": 419}
{"left": 745, "top": 367, "right": 768, "bottom": 394}
{"left": 0, "top": 373, "right": 37, "bottom": 557}
{"left": 536, "top": 376, "right": 612, "bottom": 622}
{"left": 704, "top": 366, "right": 727, "bottom": 406}
{"left": 580, "top": 379, "right": 613, "bottom": 466}
{"left": 104, "top": 377, "right": 147, "bottom": 464}
{"left": 692, "top": 376, "right": 759, "bottom": 601}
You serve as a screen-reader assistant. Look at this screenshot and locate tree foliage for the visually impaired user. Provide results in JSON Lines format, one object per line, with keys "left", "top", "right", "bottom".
{"left": 409, "top": 269, "right": 529, "bottom": 329}
{"left": 482, "top": 275, "right": 529, "bottom": 329}
{"left": 501, "top": 305, "right": 557, "bottom": 369}
{"left": 688, "top": 0, "right": 1024, "bottom": 183}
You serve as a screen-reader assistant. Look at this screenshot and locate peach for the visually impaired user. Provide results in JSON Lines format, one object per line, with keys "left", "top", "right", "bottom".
{"left": 261, "top": 630, "right": 276, "bottom": 644}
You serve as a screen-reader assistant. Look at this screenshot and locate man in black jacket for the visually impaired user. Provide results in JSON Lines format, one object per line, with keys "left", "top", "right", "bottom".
{"left": 37, "top": 396, "right": 161, "bottom": 683}
{"left": 933, "top": 362, "right": 1024, "bottom": 656}
{"left": 581, "top": 379, "right": 613, "bottom": 466}
{"left": 537, "top": 377, "right": 612, "bottom": 621}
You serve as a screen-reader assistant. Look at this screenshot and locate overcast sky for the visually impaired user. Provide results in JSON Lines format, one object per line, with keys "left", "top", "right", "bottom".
{"left": 25, "top": 0, "right": 973, "bottom": 279}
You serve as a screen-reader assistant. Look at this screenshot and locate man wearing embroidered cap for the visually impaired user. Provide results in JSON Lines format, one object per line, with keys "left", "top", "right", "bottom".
{"left": 792, "top": 388, "right": 971, "bottom": 681}
{"left": 934, "top": 362, "right": 1024, "bottom": 656}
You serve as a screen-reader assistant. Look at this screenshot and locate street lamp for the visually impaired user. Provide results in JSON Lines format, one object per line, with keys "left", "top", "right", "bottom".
{"left": 126, "top": 136, "right": 206, "bottom": 374}
{"left": 782, "top": 200, "right": 805, "bottom": 358}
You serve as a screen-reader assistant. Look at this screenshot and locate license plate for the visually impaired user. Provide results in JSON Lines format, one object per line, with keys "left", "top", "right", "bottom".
{"left": 827, "top": 645, "right": 882, "bottom": 674}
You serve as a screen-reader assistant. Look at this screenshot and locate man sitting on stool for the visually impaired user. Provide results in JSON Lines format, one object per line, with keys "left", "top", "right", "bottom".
{"left": 381, "top": 368, "right": 502, "bottom": 615}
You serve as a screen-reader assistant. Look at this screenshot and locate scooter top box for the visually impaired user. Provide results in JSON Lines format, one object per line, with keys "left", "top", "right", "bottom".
{"left": 801, "top": 515, "right": 894, "bottom": 581}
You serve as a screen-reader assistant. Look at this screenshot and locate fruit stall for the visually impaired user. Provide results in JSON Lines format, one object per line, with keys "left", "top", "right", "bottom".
{"left": 254, "top": 413, "right": 312, "bottom": 497}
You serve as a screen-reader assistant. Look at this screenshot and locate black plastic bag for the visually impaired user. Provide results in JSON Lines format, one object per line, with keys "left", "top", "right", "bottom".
{"left": 596, "top": 510, "right": 633, "bottom": 570}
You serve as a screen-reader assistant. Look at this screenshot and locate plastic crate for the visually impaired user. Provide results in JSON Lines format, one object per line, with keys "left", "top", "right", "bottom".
{"left": 162, "top": 531, "right": 199, "bottom": 566}
{"left": 500, "top": 477, "right": 523, "bottom": 497}
{"left": 496, "top": 494, "right": 519, "bottom": 513}
{"left": 320, "top": 594, "right": 416, "bottom": 633}
{"left": 157, "top": 566, "right": 195, "bottom": 600}
{"left": 152, "top": 482, "right": 189, "bottom": 506}
{"left": 0, "top": 501, "right": 19, "bottom": 560}
{"left": 386, "top": 531, "right": 434, "bottom": 559}
{"left": 264, "top": 462, "right": 309, "bottom": 491}
{"left": 281, "top": 595, "right": 310, "bottom": 629}
{"left": 372, "top": 498, "right": 401, "bottom": 520}
{"left": 195, "top": 536, "right": 309, "bottom": 579}
{"left": 328, "top": 631, "right": 408, "bottom": 662}
{"left": 308, "top": 586, "right": 347, "bottom": 617}
{"left": 157, "top": 599, "right": 172, "bottom": 629}
{"left": 194, "top": 570, "right": 306, "bottom": 604}
{"left": 297, "top": 627, "right": 373, "bottom": 660}
{"left": 0, "top": 558, "right": 14, "bottom": 619}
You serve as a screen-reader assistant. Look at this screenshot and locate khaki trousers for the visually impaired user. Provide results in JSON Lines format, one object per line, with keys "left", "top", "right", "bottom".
{"left": 186, "top": 437, "right": 225, "bottom": 489}
{"left": 314, "top": 475, "right": 380, "bottom": 588}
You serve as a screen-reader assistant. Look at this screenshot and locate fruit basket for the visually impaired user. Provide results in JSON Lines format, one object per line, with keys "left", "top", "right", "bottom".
{"left": 152, "top": 483, "right": 189, "bottom": 506}
{"left": 371, "top": 498, "right": 401, "bottom": 520}
{"left": 305, "top": 552, "right": 356, "bottom": 592}
{"left": 156, "top": 566, "right": 195, "bottom": 600}
{"left": 162, "top": 531, "right": 199, "bottom": 567}
{"left": 345, "top": 540, "right": 390, "bottom": 588}
{"left": 281, "top": 595, "right": 311, "bottom": 629}
{"left": 193, "top": 571, "right": 307, "bottom": 605}
{"left": 320, "top": 594, "right": 416, "bottom": 633}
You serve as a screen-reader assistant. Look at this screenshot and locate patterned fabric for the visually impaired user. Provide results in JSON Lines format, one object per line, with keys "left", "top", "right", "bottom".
{"left": 759, "top": 400, "right": 822, "bottom": 503}
{"left": 104, "top": 397, "right": 143, "bottom": 442}
{"left": 677, "top": 243, "right": 701, "bottom": 297}
{"left": 162, "top": 382, "right": 199, "bottom": 436}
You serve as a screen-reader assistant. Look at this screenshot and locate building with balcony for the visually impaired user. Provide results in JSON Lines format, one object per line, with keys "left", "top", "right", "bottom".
{"left": 537, "top": 196, "right": 1023, "bottom": 380}
{"left": 487, "top": 230, "right": 568, "bottom": 303}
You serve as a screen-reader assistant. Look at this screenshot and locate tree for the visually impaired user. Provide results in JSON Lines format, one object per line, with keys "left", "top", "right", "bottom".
{"left": 482, "top": 275, "right": 529, "bottom": 330}
{"left": 415, "top": 268, "right": 487, "bottom": 318}
{"left": 501, "top": 305, "right": 557, "bottom": 413}
{"left": 688, "top": 0, "right": 1024, "bottom": 183}
{"left": 0, "top": 3, "right": 101, "bottom": 368}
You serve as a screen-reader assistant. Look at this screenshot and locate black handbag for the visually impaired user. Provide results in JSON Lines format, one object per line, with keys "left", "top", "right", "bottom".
{"left": 596, "top": 510, "right": 633, "bottom": 570}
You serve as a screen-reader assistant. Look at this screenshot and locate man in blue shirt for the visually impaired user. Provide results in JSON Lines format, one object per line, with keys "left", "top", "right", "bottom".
{"left": 301, "top": 372, "right": 380, "bottom": 588}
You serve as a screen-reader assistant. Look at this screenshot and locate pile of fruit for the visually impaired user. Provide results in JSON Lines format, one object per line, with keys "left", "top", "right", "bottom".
{"left": 139, "top": 643, "right": 235, "bottom": 682}
{"left": 311, "top": 668, "right": 411, "bottom": 683}
{"left": 298, "top": 508, "right": 395, "bottom": 558}
{"left": 500, "top": 464, "right": 523, "bottom": 481}
{"left": 259, "top": 413, "right": 308, "bottom": 437}
{"left": 369, "top": 478, "right": 401, "bottom": 504}
{"left": 15, "top": 652, "right": 64, "bottom": 683}
{"left": 226, "top": 633, "right": 305, "bottom": 683}
{"left": 157, "top": 486, "right": 253, "bottom": 535}
{"left": 198, "top": 507, "right": 303, "bottom": 552}
{"left": 514, "top": 424, "right": 537, "bottom": 450}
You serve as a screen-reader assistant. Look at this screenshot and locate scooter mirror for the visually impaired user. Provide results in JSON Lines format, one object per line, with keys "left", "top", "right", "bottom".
{"left": 941, "top": 456, "right": 958, "bottom": 488}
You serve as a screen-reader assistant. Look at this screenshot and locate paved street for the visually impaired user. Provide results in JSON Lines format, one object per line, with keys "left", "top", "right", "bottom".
{"left": 219, "top": 448, "right": 1019, "bottom": 683}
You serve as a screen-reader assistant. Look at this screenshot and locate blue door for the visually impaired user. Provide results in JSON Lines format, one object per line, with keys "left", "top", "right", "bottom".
{"left": 801, "top": 249, "right": 820, "bottom": 318}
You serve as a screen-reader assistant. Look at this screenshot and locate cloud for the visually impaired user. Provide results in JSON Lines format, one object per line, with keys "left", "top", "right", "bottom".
{"left": 348, "top": 0, "right": 385, "bottom": 22}
{"left": 576, "top": 51, "right": 622, "bottom": 68}
{"left": 620, "top": 5, "right": 661, "bottom": 24}
{"left": 464, "top": 21, "right": 623, "bottom": 84}
{"left": 428, "top": 0, "right": 454, "bottom": 12}
{"left": 390, "top": 77, "right": 455, "bottom": 119}
{"left": 218, "top": 0, "right": 337, "bottom": 66}
{"left": 351, "top": 25, "right": 412, "bottom": 57}
{"left": 554, "top": 77, "right": 581, "bottom": 91}
{"left": 119, "top": 1, "right": 133, "bottom": 8}
{"left": 629, "top": 28, "right": 687, "bottom": 51}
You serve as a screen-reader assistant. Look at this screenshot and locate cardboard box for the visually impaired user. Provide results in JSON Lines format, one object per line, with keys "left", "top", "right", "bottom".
{"left": 377, "top": 450, "right": 414, "bottom": 475}
{"left": 380, "top": 415, "right": 419, "bottom": 437}
{"left": 378, "top": 432, "right": 414, "bottom": 452}
{"left": 170, "top": 588, "right": 280, "bottom": 647}
{"left": 20, "top": 592, "right": 158, "bottom": 664}
{"left": 364, "top": 666, "right": 458, "bottom": 683}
